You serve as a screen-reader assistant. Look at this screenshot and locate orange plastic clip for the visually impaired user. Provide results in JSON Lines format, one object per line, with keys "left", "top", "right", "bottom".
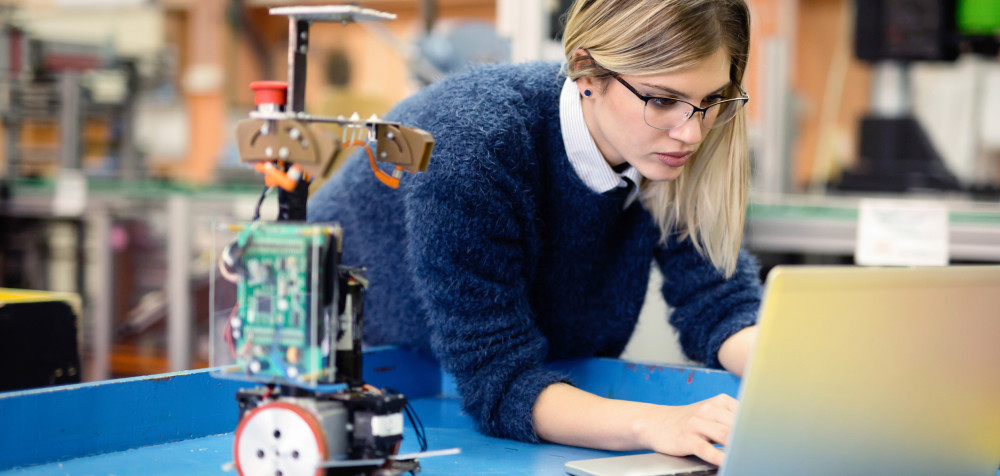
{"left": 254, "top": 161, "right": 297, "bottom": 191}
{"left": 349, "top": 140, "right": 401, "bottom": 189}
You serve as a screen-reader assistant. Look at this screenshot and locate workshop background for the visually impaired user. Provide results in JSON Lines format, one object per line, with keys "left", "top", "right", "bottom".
{"left": 1, "top": 0, "right": 998, "bottom": 389}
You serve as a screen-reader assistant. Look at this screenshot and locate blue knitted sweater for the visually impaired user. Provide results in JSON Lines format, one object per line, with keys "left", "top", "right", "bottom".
{"left": 308, "top": 61, "right": 762, "bottom": 443}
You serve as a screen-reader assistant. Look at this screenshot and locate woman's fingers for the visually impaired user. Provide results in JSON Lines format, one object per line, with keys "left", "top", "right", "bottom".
{"left": 696, "top": 420, "right": 731, "bottom": 446}
{"left": 690, "top": 437, "right": 726, "bottom": 466}
{"left": 694, "top": 394, "right": 737, "bottom": 431}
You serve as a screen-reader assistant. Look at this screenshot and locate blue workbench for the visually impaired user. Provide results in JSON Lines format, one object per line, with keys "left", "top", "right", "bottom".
{"left": 1, "top": 347, "right": 742, "bottom": 475}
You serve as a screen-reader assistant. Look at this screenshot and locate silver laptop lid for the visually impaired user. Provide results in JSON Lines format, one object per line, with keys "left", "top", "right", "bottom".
{"left": 722, "top": 265, "right": 1000, "bottom": 476}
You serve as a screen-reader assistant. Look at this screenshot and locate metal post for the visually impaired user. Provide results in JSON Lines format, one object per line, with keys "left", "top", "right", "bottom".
{"left": 758, "top": 38, "right": 791, "bottom": 195}
{"left": 870, "top": 61, "right": 911, "bottom": 118}
{"left": 287, "top": 19, "right": 309, "bottom": 113}
{"left": 753, "top": 0, "right": 799, "bottom": 195}
{"left": 1, "top": 79, "right": 17, "bottom": 178}
{"left": 2, "top": 110, "right": 16, "bottom": 178}
{"left": 119, "top": 61, "right": 140, "bottom": 180}
{"left": 58, "top": 72, "right": 82, "bottom": 170}
{"left": 86, "top": 205, "right": 113, "bottom": 381}
{"left": 167, "top": 195, "right": 192, "bottom": 371}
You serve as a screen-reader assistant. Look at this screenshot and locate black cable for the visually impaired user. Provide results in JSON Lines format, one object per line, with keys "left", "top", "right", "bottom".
{"left": 404, "top": 401, "right": 427, "bottom": 452}
{"left": 252, "top": 186, "right": 270, "bottom": 222}
{"left": 385, "top": 387, "right": 427, "bottom": 452}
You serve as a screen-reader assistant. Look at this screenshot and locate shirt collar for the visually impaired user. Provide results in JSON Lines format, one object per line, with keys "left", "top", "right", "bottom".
{"left": 559, "top": 77, "right": 642, "bottom": 207}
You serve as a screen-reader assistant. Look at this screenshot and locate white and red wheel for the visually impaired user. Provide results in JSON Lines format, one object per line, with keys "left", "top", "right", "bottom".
{"left": 234, "top": 401, "right": 328, "bottom": 476}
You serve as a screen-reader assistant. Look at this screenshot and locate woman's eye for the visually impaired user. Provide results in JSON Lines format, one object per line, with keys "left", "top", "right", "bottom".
{"left": 650, "top": 97, "right": 679, "bottom": 108}
{"left": 703, "top": 95, "right": 725, "bottom": 106}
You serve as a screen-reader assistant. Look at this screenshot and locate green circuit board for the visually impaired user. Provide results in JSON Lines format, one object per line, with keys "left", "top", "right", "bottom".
{"left": 229, "top": 222, "right": 340, "bottom": 384}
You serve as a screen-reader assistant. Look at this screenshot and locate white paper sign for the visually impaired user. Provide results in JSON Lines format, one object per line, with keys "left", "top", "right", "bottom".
{"left": 52, "top": 170, "right": 88, "bottom": 217}
{"left": 855, "top": 199, "right": 949, "bottom": 266}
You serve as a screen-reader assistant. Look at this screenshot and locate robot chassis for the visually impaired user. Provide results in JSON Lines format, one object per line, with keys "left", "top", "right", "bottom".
{"left": 217, "top": 6, "right": 437, "bottom": 476}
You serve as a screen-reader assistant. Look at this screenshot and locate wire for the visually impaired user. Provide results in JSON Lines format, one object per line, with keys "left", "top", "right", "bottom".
{"left": 252, "top": 185, "right": 272, "bottom": 221}
{"left": 348, "top": 140, "right": 403, "bottom": 189}
{"left": 404, "top": 400, "right": 428, "bottom": 452}
{"left": 223, "top": 304, "right": 239, "bottom": 359}
{"left": 219, "top": 242, "right": 243, "bottom": 283}
{"left": 385, "top": 387, "right": 427, "bottom": 452}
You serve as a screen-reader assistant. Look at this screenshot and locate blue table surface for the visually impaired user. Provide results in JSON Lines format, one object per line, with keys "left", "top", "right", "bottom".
{"left": 5, "top": 397, "right": 629, "bottom": 476}
{"left": 1, "top": 348, "right": 741, "bottom": 475}
{"left": 3, "top": 348, "right": 997, "bottom": 475}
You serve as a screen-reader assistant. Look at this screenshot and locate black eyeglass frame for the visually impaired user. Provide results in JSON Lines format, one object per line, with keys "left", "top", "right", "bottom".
{"left": 610, "top": 73, "right": 749, "bottom": 131}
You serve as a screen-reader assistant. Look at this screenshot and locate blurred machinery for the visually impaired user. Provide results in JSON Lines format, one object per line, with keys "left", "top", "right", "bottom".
{"left": 833, "top": 0, "right": 1000, "bottom": 194}
{"left": 213, "top": 5, "right": 449, "bottom": 476}
{"left": 0, "top": 9, "right": 140, "bottom": 180}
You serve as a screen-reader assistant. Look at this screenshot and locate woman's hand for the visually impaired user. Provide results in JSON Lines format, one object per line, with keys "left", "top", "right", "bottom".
{"left": 635, "top": 394, "right": 737, "bottom": 466}
{"left": 534, "top": 384, "right": 737, "bottom": 466}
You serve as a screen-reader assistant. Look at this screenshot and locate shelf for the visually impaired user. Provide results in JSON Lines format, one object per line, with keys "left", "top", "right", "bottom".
{"left": 746, "top": 193, "right": 1000, "bottom": 261}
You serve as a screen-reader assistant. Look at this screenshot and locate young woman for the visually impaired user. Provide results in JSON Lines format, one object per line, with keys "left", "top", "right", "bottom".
{"left": 309, "top": 0, "right": 761, "bottom": 465}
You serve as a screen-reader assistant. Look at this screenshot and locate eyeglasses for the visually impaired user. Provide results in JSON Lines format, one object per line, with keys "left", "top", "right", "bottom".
{"left": 610, "top": 73, "right": 749, "bottom": 131}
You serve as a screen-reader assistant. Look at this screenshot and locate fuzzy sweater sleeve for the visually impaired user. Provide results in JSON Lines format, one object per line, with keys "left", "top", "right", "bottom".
{"left": 655, "top": 238, "right": 762, "bottom": 369}
{"left": 393, "top": 71, "right": 570, "bottom": 442}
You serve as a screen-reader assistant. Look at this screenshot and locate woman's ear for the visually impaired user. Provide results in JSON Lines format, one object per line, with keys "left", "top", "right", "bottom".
{"left": 570, "top": 49, "right": 597, "bottom": 97}
{"left": 576, "top": 76, "right": 595, "bottom": 98}
{"left": 570, "top": 48, "right": 590, "bottom": 65}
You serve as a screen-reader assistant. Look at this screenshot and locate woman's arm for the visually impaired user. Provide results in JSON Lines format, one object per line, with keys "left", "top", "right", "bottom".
{"left": 533, "top": 383, "right": 737, "bottom": 466}
{"left": 655, "top": 239, "right": 763, "bottom": 369}
{"left": 390, "top": 67, "right": 576, "bottom": 442}
{"left": 531, "top": 281, "right": 760, "bottom": 465}
{"left": 718, "top": 325, "right": 758, "bottom": 377}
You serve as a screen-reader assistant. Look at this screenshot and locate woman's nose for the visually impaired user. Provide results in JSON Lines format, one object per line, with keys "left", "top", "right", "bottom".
{"left": 667, "top": 114, "right": 706, "bottom": 145}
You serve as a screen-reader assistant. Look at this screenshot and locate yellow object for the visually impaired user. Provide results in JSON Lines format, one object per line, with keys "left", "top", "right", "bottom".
{"left": 0, "top": 288, "right": 82, "bottom": 317}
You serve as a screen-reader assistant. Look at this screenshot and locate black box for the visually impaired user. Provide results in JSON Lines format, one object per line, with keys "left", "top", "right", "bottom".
{"left": 0, "top": 290, "right": 82, "bottom": 391}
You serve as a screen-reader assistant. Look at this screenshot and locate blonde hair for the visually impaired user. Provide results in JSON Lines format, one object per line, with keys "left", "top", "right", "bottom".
{"left": 562, "top": 0, "right": 751, "bottom": 278}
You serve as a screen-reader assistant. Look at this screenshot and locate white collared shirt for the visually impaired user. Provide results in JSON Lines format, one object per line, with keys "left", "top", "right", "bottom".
{"left": 559, "top": 77, "right": 642, "bottom": 208}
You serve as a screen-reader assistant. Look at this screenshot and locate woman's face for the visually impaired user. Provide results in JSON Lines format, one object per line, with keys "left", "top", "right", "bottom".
{"left": 577, "top": 48, "right": 732, "bottom": 182}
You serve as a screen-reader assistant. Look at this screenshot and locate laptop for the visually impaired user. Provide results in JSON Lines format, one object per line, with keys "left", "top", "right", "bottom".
{"left": 566, "top": 265, "right": 1000, "bottom": 476}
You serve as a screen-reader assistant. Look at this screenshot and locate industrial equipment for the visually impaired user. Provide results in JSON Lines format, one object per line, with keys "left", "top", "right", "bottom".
{"left": 834, "top": 0, "right": 1000, "bottom": 194}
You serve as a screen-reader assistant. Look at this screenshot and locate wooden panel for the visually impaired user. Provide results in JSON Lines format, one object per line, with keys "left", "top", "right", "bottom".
{"left": 792, "top": 0, "right": 871, "bottom": 189}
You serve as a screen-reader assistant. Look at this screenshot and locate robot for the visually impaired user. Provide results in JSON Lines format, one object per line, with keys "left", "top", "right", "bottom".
{"left": 213, "top": 6, "right": 439, "bottom": 476}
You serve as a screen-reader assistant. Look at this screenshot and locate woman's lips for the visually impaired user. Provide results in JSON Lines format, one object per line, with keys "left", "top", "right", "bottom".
{"left": 655, "top": 151, "right": 691, "bottom": 168}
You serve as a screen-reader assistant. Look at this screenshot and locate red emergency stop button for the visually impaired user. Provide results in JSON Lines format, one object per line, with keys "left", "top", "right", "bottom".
{"left": 249, "top": 81, "right": 288, "bottom": 106}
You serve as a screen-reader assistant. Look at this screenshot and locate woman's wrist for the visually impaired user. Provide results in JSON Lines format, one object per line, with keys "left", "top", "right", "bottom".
{"left": 717, "top": 325, "right": 758, "bottom": 377}
{"left": 629, "top": 401, "right": 672, "bottom": 450}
